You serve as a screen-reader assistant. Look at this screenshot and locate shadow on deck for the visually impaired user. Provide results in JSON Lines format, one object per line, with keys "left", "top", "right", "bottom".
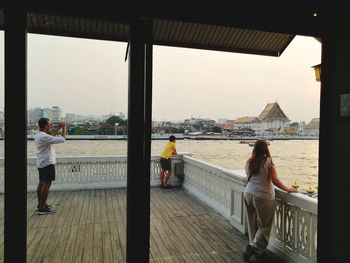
{"left": 0, "top": 188, "right": 285, "bottom": 262}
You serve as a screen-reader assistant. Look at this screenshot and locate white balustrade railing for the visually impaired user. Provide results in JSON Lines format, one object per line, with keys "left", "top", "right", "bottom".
{"left": 270, "top": 188, "right": 317, "bottom": 263}
{"left": 182, "top": 155, "right": 247, "bottom": 233}
{"left": 182, "top": 155, "right": 317, "bottom": 263}
{"left": 0, "top": 154, "right": 186, "bottom": 192}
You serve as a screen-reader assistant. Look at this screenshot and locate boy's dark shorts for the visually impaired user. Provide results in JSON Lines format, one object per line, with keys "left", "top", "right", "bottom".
{"left": 38, "top": 164, "right": 56, "bottom": 181}
{"left": 160, "top": 157, "right": 171, "bottom": 171}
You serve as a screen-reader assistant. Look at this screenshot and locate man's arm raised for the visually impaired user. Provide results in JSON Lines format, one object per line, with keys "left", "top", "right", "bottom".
{"left": 51, "top": 124, "right": 61, "bottom": 137}
{"left": 61, "top": 122, "right": 67, "bottom": 139}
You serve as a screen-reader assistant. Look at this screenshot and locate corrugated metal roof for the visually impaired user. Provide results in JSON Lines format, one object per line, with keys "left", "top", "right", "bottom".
{"left": 153, "top": 19, "right": 294, "bottom": 56}
{"left": 0, "top": 11, "right": 295, "bottom": 57}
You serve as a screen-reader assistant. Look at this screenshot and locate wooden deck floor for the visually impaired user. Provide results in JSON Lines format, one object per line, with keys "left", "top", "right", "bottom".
{"left": 0, "top": 188, "right": 284, "bottom": 262}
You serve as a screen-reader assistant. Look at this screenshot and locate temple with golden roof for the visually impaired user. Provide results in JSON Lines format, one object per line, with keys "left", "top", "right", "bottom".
{"left": 234, "top": 102, "right": 290, "bottom": 133}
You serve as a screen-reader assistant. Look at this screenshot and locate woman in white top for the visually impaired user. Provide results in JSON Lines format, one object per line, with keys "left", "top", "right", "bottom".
{"left": 243, "top": 140, "right": 297, "bottom": 261}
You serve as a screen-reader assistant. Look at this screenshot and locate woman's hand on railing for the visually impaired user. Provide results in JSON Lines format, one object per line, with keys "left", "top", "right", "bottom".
{"left": 287, "top": 187, "right": 298, "bottom": 193}
{"left": 243, "top": 176, "right": 248, "bottom": 186}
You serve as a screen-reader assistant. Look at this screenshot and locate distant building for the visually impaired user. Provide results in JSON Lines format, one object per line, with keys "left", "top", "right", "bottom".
{"left": 223, "top": 120, "right": 234, "bottom": 130}
{"left": 233, "top": 102, "right": 290, "bottom": 135}
{"left": 28, "top": 107, "right": 42, "bottom": 123}
{"left": 28, "top": 106, "right": 62, "bottom": 123}
{"left": 42, "top": 108, "right": 52, "bottom": 120}
{"left": 234, "top": 117, "right": 262, "bottom": 131}
{"left": 258, "top": 102, "right": 290, "bottom": 131}
{"left": 298, "top": 121, "right": 306, "bottom": 133}
{"left": 217, "top": 118, "right": 228, "bottom": 124}
{"left": 51, "top": 106, "right": 62, "bottom": 121}
{"left": 65, "top": 113, "right": 86, "bottom": 122}
{"left": 303, "top": 118, "right": 319, "bottom": 136}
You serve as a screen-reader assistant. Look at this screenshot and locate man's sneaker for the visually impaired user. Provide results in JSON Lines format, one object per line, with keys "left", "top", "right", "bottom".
{"left": 163, "top": 185, "right": 173, "bottom": 189}
{"left": 243, "top": 244, "right": 255, "bottom": 261}
{"left": 36, "top": 207, "right": 55, "bottom": 215}
{"left": 36, "top": 204, "right": 52, "bottom": 211}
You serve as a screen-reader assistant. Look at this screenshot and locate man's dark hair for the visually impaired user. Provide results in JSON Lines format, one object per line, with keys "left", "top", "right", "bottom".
{"left": 38, "top": 118, "right": 50, "bottom": 130}
{"left": 169, "top": 135, "right": 176, "bottom": 142}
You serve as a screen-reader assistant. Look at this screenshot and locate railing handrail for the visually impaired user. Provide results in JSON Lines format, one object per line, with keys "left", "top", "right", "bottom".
{"left": 183, "top": 155, "right": 318, "bottom": 215}
{"left": 0, "top": 152, "right": 192, "bottom": 164}
{"left": 183, "top": 155, "right": 246, "bottom": 185}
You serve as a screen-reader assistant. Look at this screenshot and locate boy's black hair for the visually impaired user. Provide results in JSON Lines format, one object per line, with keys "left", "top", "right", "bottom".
{"left": 169, "top": 135, "right": 176, "bottom": 142}
{"left": 38, "top": 118, "right": 50, "bottom": 130}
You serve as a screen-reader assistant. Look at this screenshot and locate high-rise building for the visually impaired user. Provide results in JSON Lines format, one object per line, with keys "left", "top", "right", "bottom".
{"left": 42, "top": 108, "right": 53, "bottom": 120}
{"left": 27, "top": 106, "right": 62, "bottom": 123}
{"left": 51, "top": 106, "right": 62, "bottom": 121}
{"left": 28, "top": 107, "right": 43, "bottom": 123}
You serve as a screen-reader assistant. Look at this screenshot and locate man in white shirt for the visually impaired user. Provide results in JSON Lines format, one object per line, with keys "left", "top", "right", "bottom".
{"left": 34, "top": 118, "right": 66, "bottom": 215}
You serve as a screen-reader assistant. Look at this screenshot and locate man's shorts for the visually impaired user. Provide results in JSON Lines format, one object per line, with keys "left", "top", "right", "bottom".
{"left": 38, "top": 164, "right": 56, "bottom": 181}
{"left": 160, "top": 157, "right": 172, "bottom": 171}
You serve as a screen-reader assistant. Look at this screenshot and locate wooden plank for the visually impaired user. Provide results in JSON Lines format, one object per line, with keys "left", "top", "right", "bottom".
{"left": 150, "top": 217, "right": 172, "bottom": 261}
{"left": 64, "top": 190, "right": 81, "bottom": 226}
{"left": 71, "top": 223, "right": 87, "bottom": 262}
{"left": 51, "top": 224, "right": 72, "bottom": 263}
{"left": 27, "top": 227, "right": 46, "bottom": 262}
{"left": 61, "top": 224, "right": 79, "bottom": 262}
{"left": 108, "top": 222, "right": 124, "bottom": 262}
{"left": 149, "top": 227, "right": 161, "bottom": 262}
{"left": 51, "top": 191, "right": 70, "bottom": 227}
{"left": 93, "top": 223, "right": 103, "bottom": 262}
{"left": 114, "top": 189, "right": 126, "bottom": 260}
{"left": 26, "top": 192, "right": 37, "bottom": 215}
{"left": 29, "top": 227, "right": 55, "bottom": 263}
{"left": 71, "top": 190, "right": 84, "bottom": 225}
{"left": 86, "top": 190, "right": 95, "bottom": 224}
{"left": 41, "top": 226, "right": 65, "bottom": 263}
{"left": 99, "top": 189, "right": 109, "bottom": 223}
{"left": 93, "top": 189, "right": 101, "bottom": 223}
{"left": 105, "top": 189, "right": 116, "bottom": 222}
{"left": 78, "top": 190, "right": 90, "bottom": 225}
{"left": 82, "top": 223, "right": 94, "bottom": 263}
{"left": 101, "top": 222, "right": 113, "bottom": 263}
{"left": 25, "top": 227, "right": 39, "bottom": 258}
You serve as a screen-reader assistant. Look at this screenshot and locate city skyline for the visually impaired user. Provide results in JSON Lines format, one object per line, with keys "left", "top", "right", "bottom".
{"left": 26, "top": 102, "right": 316, "bottom": 125}
{"left": 0, "top": 32, "right": 321, "bottom": 124}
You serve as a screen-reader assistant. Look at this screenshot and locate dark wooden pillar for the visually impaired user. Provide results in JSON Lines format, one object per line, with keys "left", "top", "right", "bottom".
{"left": 4, "top": 4, "right": 27, "bottom": 263}
{"left": 318, "top": 31, "right": 350, "bottom": 262}
{"left": 126, "top": 18, "right": 153, "bottom": 263}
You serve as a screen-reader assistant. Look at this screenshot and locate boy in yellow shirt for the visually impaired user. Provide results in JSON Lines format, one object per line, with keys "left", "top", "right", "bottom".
{"left": 160, "top": 135, "right": 177, "bottom": 189}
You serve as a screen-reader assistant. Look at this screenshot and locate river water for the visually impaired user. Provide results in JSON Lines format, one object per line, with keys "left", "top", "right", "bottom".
{"left": 0, "top": 139, "right": 319, "bottom": 190}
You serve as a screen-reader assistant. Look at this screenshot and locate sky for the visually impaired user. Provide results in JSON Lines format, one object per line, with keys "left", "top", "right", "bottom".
{"left": 0, "top": 31, "right": 321, "bottom": 123}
